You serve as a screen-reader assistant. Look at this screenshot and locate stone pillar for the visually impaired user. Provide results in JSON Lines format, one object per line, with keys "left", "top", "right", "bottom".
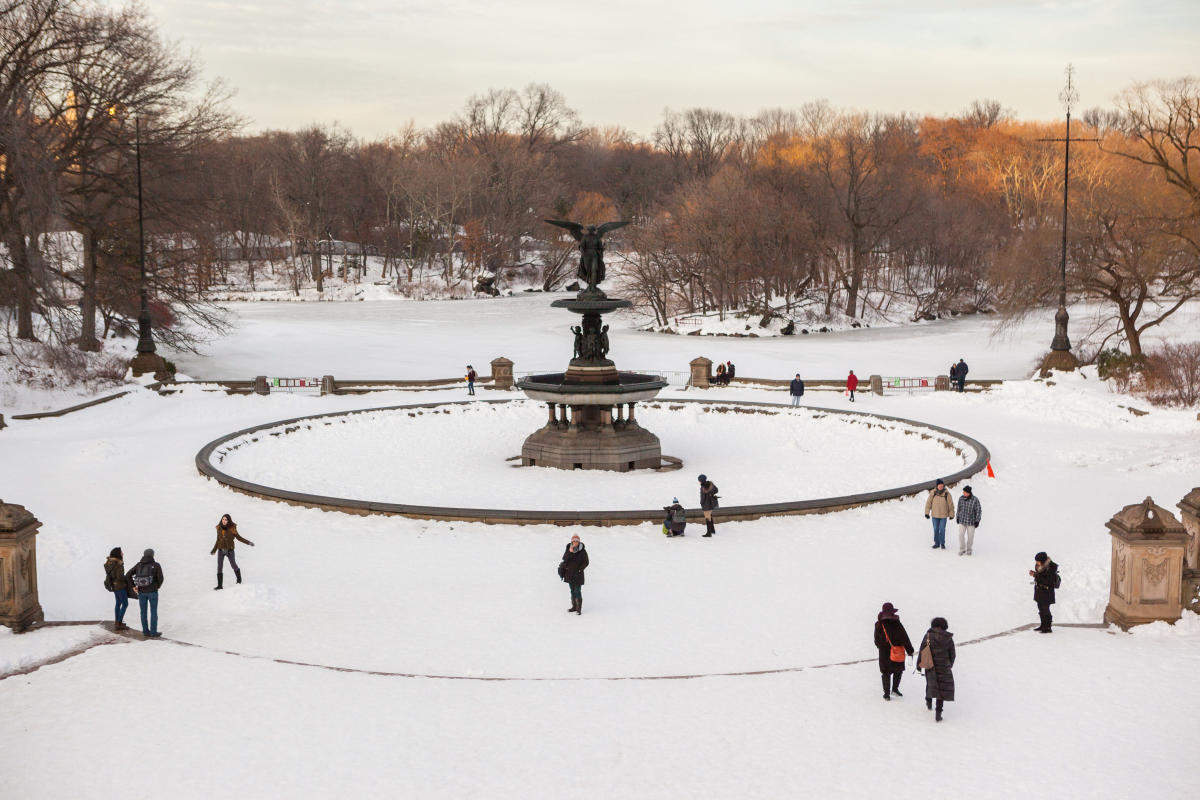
{"left": 1104, "top": 497, "right": 1189, "bottom": 630}
{"left": 1179, "top": 488, "right": 1200, "bottom": 616}
{"left": 627, "top": 402, "right": 637, "bottom": 424}
{"left": 558, "top": 404, "right": 567, "bottom": 429}
{"left": 869, "top": 374, "right": 883, "bottom": 395}
{"left": 934, "top": 375, "right": 950, "bottom": 391}
{"left": 490, "top": 357, "right": 514, "bottom": 390}
{"left": 546, "top": 403, "right": 557, "bottom": 426}
{"left": 1178, "top": 488, "right": 1200, "bottom": 570}
{"left": 254, "top": 375, "right": 270, "bottom": 395}
{"left": 0, "top": 499, "right": 45, "bottom": 631}
{"left": 320, "top": 375, "right": 336, "bottom": 396}
{"left": 0, "top": 413, "right": 6, "bottom": 430}
{"left": 690, "top": 357, "right": 712, "bottom": 389}
{"left": 615, "top": 404, "right": 626, "bottom": 425}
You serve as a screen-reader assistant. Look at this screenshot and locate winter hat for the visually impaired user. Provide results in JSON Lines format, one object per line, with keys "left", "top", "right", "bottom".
{"left": 1034, "top": 552, "right": 1049, "bottom": 564}
{"left": 963, "top": 485, "right": 972, "bottom": 494}
{"left": 935, "top": 479, "right": 945, "bottom": 488}
{"left": 143, "top": 548, "right": 155, "bottom": 559}
{"left": 698, "top": 474, "right": 707, "bottom": 483}
{"left": 672, "top": 497, "right": 679, "bottom": 504}
{"left": 880, "top": 602, "right": 898, "bottom": 617}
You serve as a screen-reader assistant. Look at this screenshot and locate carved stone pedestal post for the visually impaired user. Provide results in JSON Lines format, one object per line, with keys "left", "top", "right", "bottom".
{"left": 1104, "top": 497, "right": 1188, "bottom": 630}
{"left": 490, "top": 357, "right": 514, "bottom": 390}
{"left": 689, "top": 357, "right": 712, "bottom": 389}
{"left": 869, "top": 375, "right": 883, "bottom": 395}
{"left": 0, "top": 499, "right": 45, "bottom": 631}
{"left": 1178, "top": 488, "right": 1200, "bottom": 615}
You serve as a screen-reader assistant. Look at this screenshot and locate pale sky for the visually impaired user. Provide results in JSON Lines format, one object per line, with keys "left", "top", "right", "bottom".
{"left": 135, "top": 0, "right": 1200, "bottom": 139}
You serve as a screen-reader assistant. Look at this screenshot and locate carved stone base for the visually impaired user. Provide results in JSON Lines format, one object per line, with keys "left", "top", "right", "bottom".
{"left": 521, "top": 423, "right": 663, "bottom": 472}
{"left": 1104, "top": 603, "right": 1181, "bottom": 631}
{"left": 130, "top": 352, "right": 168, "bottom": 378}
{"left": 1039, "top": 349, "right": 1079, "bottom": 377}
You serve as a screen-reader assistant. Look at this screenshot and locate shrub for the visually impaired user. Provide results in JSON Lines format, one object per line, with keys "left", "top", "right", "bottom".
{"left": 1142, "top": 342, "right": 1200, "bottom": 407}
{"left": 1096, "top": 348, "right": 1148, "bottom": 393}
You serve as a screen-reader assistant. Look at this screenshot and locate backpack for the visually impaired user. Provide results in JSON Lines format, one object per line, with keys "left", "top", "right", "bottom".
{"left": 670, "top": 506, "right": 686, "bottom": 525}
{"left": 1053, "top": 570, "right": 1062, "bottom": 589}
{"left": 132, "top": 562, "right": 156, "bottom": 589}
{"left": 103, "top": 570, "right": 114, "bottom": 592}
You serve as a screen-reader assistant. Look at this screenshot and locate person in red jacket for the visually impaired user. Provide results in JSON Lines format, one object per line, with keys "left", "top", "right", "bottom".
{"left": 846, "top": 370, "right": 859, "bottom": 402}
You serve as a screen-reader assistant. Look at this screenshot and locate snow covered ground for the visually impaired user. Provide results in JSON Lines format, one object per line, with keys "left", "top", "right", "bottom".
{"left": 2, "top": 305, "right": 1199, "bottom": 798}
{"left": 164, "top": 293, "right": 1200, "bottom": 382}
{"left": 213, "top": 400, "right": 973, "bottom": 509}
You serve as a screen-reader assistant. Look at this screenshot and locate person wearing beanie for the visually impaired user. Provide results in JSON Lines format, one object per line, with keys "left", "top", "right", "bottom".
{"left": 873, "top": 602, "right": 914, "bottom": 700}
{"left": 917, "top": 617, "right": 955, "bottom": 721}
{"left": 103, "top": 547, "right": 131, "bottom": 631}
{"left": 558, "top": 534, "right": 589, "bottom": 614}
{"left": 923, "top": 479, "right": 955, "bottom": 549}
{"left": 663, "top": 497, "right": 687, "bottom": 537}
{"left": 698, "top": 474, "right": 719, "bottom": 536}
{"left": 125, "top": 548, "right": 164, "bottom": 637}
{"left": 1029, "top": 552, "right": 1059, "bottom": 632}
{"left": 466, "top": 365, "right": 477, "bottom": 396}
{"left": 955, "top": 486, "right": 982, "bottom": 556}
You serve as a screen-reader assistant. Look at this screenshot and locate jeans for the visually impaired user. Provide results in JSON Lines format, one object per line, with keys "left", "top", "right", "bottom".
{"left": 931, "top": 517, "right": 948, "bottom": 547}
{"left": 957, "top": 524, "right": 976, "bottom": 554}
{"left": 468, "top": 381, "right": 475, "bottom": 396}
{"left": 217, "top": 548, "right": 240, "bottom": 576}
{"left": 956, "top": 378, "right": 966, "bottom": 392}
{"left": 569, "top": 583, "right": 582, "bottom": 603}
{"left": 114, "top": 589, "right": 129, "bottom": 623}
{"left": 138, "top": 591, "right": 159, "bottom": 635}
{"left": 790, "top": 394, "right": 802, "bottom": 406}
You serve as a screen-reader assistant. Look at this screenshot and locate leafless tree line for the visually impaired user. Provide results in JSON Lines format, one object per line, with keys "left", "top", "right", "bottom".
{"left": 1, "top": 0, "right": 1198, "bottom": 364}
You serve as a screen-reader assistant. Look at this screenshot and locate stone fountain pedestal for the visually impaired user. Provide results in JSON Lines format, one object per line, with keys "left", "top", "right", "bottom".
{"left": 517, "top": 296, "right": 667, "bottom": 471}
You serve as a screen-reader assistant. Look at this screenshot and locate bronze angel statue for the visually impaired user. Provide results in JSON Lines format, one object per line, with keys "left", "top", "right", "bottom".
{"left": 545, "top": 219, "right": 630, "bottom": 293}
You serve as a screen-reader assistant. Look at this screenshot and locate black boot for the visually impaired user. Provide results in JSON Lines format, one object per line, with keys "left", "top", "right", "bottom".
{"left": 926, "top": 698, "right": 933, "bottom": 710}
{"left": 575, "top": 598, "right": 582, "bottom": 615}
{"left": 567, "top": 597, "right": 577, "bottom": 613}
{"left": 881, "top": 674, "right": 890, "bottom": 700}
{"left": 235, "top": 568, "right": 242, "bottom": 584}
{"left": 213, "top": 573, "right": 223, "bottom": 591}
{"left": 703, "top": 519, "right": 714, "bottom": 537}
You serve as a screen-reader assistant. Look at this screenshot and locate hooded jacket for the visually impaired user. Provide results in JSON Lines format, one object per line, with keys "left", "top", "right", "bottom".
{"left": 920, "top": 628, "right": 956, "bottom": 701}
{"left": 126, "top": 555, "right": 164, "bottom": 593}
{"left": 104, "top": 557, "right": 128, "bottom": 592}
{"left": 560, "top": 543, "right": 589, "bottom": 586}
{"left": 925, "top": 488, "right": 955, "bottom": 519}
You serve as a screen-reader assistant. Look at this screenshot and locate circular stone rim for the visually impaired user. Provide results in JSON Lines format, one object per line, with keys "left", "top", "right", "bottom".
{"left": 195, "top": 398, "right": 990, "bottom": 525}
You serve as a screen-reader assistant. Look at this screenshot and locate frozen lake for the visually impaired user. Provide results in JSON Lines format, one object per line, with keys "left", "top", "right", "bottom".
{"left": 168, "top": 293, "right": 1092, "bottom": 380}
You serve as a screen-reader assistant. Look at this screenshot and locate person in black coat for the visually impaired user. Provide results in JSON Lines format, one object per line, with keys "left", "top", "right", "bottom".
{"left": 954, "top": 359, "right": 968, "bottom": 392}
{"left": 873, "top": 602, "right": 914, "bottom": 700}
{"left": 1030, "top": 551, "right": 1059, "bottom": 632}
{"left": 698, "top": 474, "right": 719, "bottom": 536}
{"left": 789, "top": 374, "right": 805, "bottom": 407}
{"left": 917, "top": 617, "right": 956, "bottom": 722}
{"left": 559, "top": 534, "right": 589, "bottom": 614}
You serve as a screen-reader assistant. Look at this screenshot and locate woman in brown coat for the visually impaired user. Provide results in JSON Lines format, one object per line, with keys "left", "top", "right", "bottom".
{"left": 104, "top": 547, "right": 131, "bottom": 630}
{"left": 211, "top": 514, "right": 254, "bottom": 590}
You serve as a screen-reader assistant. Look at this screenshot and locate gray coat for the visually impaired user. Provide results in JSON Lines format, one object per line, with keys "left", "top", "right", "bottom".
{"left": 920, "top": 628, "right": 956, "bottom": 701}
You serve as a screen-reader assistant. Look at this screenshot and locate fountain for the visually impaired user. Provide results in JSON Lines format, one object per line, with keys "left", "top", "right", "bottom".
{"left": 517, "top": 220, "right": 669, "bottom": 471}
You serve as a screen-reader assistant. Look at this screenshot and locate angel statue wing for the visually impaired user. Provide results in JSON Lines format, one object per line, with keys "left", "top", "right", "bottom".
{"left": 544, "top": 219, "right": 584, "bottom": 241}
{"left": 595, "top": 221, "right": 630, "bottom": 236}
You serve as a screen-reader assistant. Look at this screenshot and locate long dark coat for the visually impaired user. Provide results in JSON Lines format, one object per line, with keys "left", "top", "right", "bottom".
{"left": 873, "top": 617, "right": 914, "bottom": 674}
{"left": 560, "top": 543, "right": 589, "bottom": 586}
{"left": 700, "top": 481, "right": 719, "bottom": 511}
{"left": 920, "top": 628, "right": 956, "bottom": 701}
{"left": 1034, "top": 561, "right": 1058, "bottom": 605}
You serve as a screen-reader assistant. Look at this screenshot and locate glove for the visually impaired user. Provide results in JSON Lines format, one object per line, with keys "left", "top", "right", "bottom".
{"left": 249, "top": 542, "right": 256, "bottom": 547}
{"left": 924, "top": 514, "right": 930, "bottom": 519}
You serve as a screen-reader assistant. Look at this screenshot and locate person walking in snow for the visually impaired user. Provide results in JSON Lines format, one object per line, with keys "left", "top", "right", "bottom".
{"left": 103, "top": 547, "right": 131, "bottom": 631}
{"left": 126, "top": 548, "right": 164, "bottom": 638}
{"left": 874, "top": 602, "right": 914, "bottom": 700}
{"left": 789, "top": 374, "right": 805, "bottom": 406}
{"left": 663, "top": 497, "right": 687, "bottom": 537}
{"left": 924, "top": 479, "right": 954, "bottom": 550}
{"left": 954, "top": 359, "right": 968, "bottom": 392}
{"left": 1029, "top": 552, "right": 1059, "bottom": 633}
{"left": 466, "top": 365, "right": 477, "bottom": 396}
{"left": 846, "top": 370, "right": 859, "bottom": 402}
{"left": 698, "top": 474, "right": 719, "bottom": 536}
{"left": 211, "top": 514, "right": 255, "bottom": 590}
{"left": 917, "top": 617, "right": 955, "bottom": 722}
{"left": 956, "top": 486, "right": 982, "bottom": 556}
{"left": 559, "top": 534, "right": 589, "bottom": 614}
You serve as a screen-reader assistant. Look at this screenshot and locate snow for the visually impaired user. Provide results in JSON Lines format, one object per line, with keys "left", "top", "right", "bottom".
{"left": 213, "top": 401, "right": 974, "bottom": 509}
{"left": 2, "top": 301, "right": 1199, "bottom": 798}
{"left": 0, "top": 625, "right": 109, "bottom": 675}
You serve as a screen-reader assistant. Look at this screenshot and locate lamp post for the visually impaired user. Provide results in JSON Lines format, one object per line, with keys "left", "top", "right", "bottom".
{"left": 128, "top": 114, "right": 167, "bottom": 377}
{"left": 1038, "top": 65, "right": 1097, "bottom": 376}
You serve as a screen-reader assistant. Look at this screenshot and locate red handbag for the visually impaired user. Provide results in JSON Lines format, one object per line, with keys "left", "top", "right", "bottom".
{"left": 882, "top": 624, "right": 906, "bottom": 663}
